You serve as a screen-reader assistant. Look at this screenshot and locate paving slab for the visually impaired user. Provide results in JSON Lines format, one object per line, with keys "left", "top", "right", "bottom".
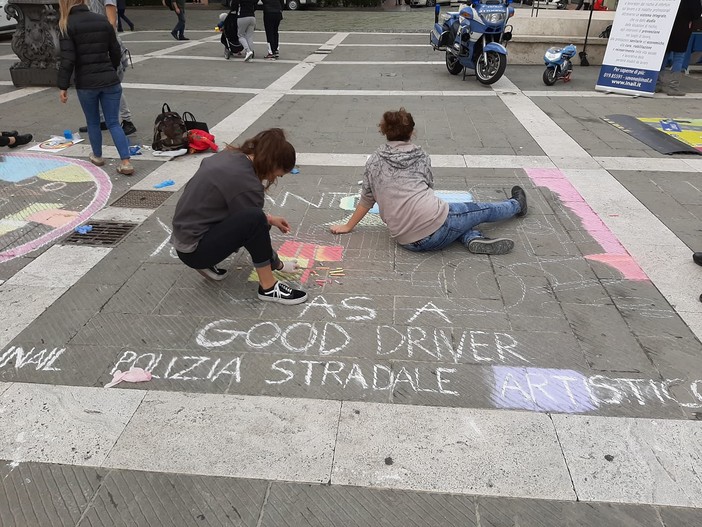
{"left": 77, "top": 468, "right": 267, "bottom": 527}
{"left": 261, "top": 481, "right": 478, "bottom": 527}
{"left": 104, "top": 391, "right": 340, "bottom": 483}
{"left": 332, "top": 402, "right": 575, "bottom": 500}
{"left": 0, "top": 383, "right": 144, "bottom": 466}
{"left": 0, "top": 461, "right": 106, "bottom": 527}
{"left": 553, "top": 414, "right": 702, "bottom": 508}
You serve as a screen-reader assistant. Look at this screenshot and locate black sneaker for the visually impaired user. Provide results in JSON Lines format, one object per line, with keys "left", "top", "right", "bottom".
{"left": 694, "top": 252, "right": 702, "bottom": 266}
{"left": 121, "top": 120, "right": 137, "bottom": 136}
{"left": 196, "top": 266, "right": 227, "bottom": 281}
{"left": 78, "top": 122, "right": 107, "bottom": 133}
{"left": 170, "top": 30, "right": 178, "bottom": 41}
{"left": 1, "top": 131, "right": 18, "bottom": 137}
{"left": 8, "top": 134, "right": 32, "bottom": 148}
{"left": 467, "top": 237, "right": 514, "bottom": 255}
{"left": 258, "top": 281, "right": 308, "bottom": 305}
{"left": 511, "top": 185, "right": 527, "bottom": 217}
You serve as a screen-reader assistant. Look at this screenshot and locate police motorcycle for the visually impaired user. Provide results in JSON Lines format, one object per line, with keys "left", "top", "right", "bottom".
{"left": 429, "top": 0, "right": 515, "bottom": 85}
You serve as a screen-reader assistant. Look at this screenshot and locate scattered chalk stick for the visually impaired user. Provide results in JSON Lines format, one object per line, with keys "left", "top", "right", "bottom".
{"left": 74, "top": 225, "right": 93, "bottom": 234}
{"left": 291, "top": 168, "right": 300, "bottom": 174}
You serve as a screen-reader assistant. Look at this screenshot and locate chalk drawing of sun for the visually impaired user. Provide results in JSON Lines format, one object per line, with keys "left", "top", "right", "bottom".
{"left": 0, "top": 153, "right": 112, "bottom": 263}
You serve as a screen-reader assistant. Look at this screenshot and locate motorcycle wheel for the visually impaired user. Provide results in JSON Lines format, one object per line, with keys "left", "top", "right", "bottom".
{"left": 475, "top": 51, "right": 506, "bottom": 85}
{"left": 446, "top": 51, "right": 463, "bottom": 75}
{"left": 543, "top": 67, "right": 558, "bottom": 86}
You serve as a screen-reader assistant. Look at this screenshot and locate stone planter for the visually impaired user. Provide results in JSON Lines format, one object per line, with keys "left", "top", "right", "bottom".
{"left": 4, "top": 0, "right": 61, "bottom": 87}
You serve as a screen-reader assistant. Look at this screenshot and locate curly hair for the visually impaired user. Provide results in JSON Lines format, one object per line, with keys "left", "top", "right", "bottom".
{"left": 378, "top": 108, "right": 415, "bottom": 142}
{"left": 227, "top": 128, "right": 296, "bottom": 189}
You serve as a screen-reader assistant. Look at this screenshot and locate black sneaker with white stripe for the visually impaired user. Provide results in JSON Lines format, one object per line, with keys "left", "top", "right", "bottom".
{"left": 258, "top": 281, "right": 308, "bottom": 305}
{"left": 196, "top": 266, "right": 228, "bottom": 281}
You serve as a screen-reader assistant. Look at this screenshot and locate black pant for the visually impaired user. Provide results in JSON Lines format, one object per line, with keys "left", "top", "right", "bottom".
{"left": 263, "top": 12, "right": 282, "bottom": 54}
{"left": 117, "top": 9, "right": 133, "bottom": 31}
{"left": 575, "top": 0, "right": 590, "bottom": 9}
{"left": 176, "top": 208, "right": 280, "bottom": 270}
{"left": 0, "top": 136, "right": 9, "bottom": 147}
{"left": 173, "top": 10, "right": 186, "bottom": 37}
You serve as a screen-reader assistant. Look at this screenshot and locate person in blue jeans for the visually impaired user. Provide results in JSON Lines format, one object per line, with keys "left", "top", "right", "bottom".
{"left": 331, "top": 108, "right": 526, "bottom": 255}
{"left": 657, "top": 0, "right": 702, "bottom": 96}
{"left": 58, "top": 0, "right": 133, "bottom": 175}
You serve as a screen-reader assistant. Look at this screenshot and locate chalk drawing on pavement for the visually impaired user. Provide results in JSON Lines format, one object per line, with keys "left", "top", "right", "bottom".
{"left": 0, "top": 153, "right": 112, "bottom": 263}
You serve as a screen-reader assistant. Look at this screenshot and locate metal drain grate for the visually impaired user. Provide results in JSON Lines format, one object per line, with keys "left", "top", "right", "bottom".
{"left": 111, "top": 190, "right": 173, "bottom": 209}
{"left": 62, "top": 221, "right": 137, "bottom": 247}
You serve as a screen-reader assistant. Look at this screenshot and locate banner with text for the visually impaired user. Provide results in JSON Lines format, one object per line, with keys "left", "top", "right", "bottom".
{"left": 596, "top": 0, "right": 681, "bottom": 97}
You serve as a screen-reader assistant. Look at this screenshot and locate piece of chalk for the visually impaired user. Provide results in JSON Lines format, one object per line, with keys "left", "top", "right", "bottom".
{"left": 291, "top": 168, "right": 300, "bottom": 174}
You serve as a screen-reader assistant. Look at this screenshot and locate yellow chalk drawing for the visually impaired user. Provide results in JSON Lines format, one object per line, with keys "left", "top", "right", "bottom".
{"left": 37, "top": 165, "right": 94, "bottom": 183}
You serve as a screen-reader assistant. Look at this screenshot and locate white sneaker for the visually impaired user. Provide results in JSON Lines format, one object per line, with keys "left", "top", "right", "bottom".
{"left": 244, "top": 50, "right": 254, "bottom": 62}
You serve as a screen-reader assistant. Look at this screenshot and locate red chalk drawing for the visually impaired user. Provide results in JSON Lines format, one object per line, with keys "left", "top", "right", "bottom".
{"left": 525, "top": 168, "right": 648, "bottom": 281}
{"left": 248, "top": 241, "right": 344, "bottom": 284}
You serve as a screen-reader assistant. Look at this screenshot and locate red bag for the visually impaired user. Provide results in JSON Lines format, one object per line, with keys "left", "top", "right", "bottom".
{"left": 188, "top": 129, "right": 219, "bottom": 153}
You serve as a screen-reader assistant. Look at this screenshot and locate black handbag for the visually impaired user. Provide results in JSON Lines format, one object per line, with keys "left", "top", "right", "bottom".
{"left": 182, "top": 111, "right": 209, "bottom": 133}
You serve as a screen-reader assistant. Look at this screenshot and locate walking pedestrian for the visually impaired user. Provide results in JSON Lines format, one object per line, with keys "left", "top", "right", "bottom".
{"left": 171, "top": 128, "right": 307, "bottom": 305}
{"left": 330, "top": 108, "right": 527, "bottom": 255}
{"left": 262, "top": 0, "right": 283, "bottom": 60}
{"left": 574, "top": 0, "right": 589, "bottom": 9}
{"left": 232, "top": 0, "right": 256, "bottom": 61}
{"left": 656, "top": 0, "right": 702, "bottom": 96}
{"left": 58, "top": 0, "right": 134, "bottom": 175}
{"left": 170, "top": 0, "right": 188, "bottom": 40}
{"left": 116, "top": 0, "right": 134, "bottom": 32}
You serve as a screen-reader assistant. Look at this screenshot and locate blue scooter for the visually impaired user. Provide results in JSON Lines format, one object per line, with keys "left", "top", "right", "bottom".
{"left": 429, "top": 0, "right": 515, "bottom": 85}
{"left": 543, "top": 44, "right": 577, "bottom": 85}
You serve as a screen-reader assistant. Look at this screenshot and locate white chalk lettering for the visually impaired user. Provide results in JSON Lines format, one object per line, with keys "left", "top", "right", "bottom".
{"left": 319, "top": 323, "right": 351, "bottom": 355}
{"left": 341, "top": 296, "right": 376, "bottom": 321}
{"left": 345, "top": 363, "right": 369, "bottom": 389}
{"left": 587, "top": 375, "right": 624, "bottom": 404}
{"left": 436, "top": 368, "right": 458, "bottom": 396}
{"left": 265, "top": 359, "right": 295, "bottom": 385}
{"left": 210, "top": 357, "right": 241, "bottom": 382}
{"left": 374, "top": 364, "right": 393, "bottom": 390}
{"left": 407, "top": 302, "right": 452, "bottom": 324}
{"left": 0, "top": 346, "right": 66, "bottom": 371}
{"left": 280, "top": 322, "right": 318, "bottom": 353}
{"left": 170, "top": 356, "right": 209, "bottom": 381}
{"left": 322, "top": 361, "right": 345, "bottom": 386}
{"left": 298, "top": 295, "right": 337, "bottom": 319}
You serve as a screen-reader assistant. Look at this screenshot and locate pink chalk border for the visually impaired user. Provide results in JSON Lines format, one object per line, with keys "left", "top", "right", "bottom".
{"left": 525, "top": 168, "right": 648, "bottom": 281}
{"left": 0, "top": 153, "right": 112, "bottom": 263}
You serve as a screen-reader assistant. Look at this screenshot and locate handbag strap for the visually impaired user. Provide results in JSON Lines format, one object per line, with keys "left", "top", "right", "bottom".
{"left": 182, "top": 111, "right": 196, "bottom": 122}
{"left": 161, "top": 103, "right": 172, "bottom": 113}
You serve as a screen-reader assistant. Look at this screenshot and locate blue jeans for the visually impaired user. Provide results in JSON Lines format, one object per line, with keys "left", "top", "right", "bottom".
{"left": 173, "top": 11, "right": 186, "bottom": 36}
{"left": 661, "top": 51, "right": 685, "bottom": 73}
{"left": 402, "top": 200, "right": 521, "bottom": 252}
{"left": 76, "top": 83, "right": 130, "bottom": 160}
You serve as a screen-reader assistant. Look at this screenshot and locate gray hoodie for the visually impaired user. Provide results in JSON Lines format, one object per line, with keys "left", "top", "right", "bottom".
{"left": 360, "top": 142, "right": 449, "bottom": 245}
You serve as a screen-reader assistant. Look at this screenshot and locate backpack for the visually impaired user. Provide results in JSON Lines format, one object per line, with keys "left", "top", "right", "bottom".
{"left": 152, "top": 103, "right": 188, "bottom": 152}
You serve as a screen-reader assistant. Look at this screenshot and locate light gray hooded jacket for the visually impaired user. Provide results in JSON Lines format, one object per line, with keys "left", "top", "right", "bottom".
{"left": 360, "top": 142, "right": 449, "bottom": 245}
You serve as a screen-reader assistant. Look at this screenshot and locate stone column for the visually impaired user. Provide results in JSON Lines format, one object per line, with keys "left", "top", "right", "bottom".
{"left": 4, "top": 0, "right": 61, "bottom": 87}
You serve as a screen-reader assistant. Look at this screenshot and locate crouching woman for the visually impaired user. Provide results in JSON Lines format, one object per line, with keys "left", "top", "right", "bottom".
{"left": 171, "top": 128, "right": 307, "bottom": 305}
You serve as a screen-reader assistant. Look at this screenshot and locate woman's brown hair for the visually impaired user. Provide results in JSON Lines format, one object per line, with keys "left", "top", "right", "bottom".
{"left": 227, "top": 128, "right": 296, "bottom": 189}
{"left": 379, "top": 108, "right": 415, "bottom": 142}
{"left": 58, "top": 0, "right": 84, "bottom": 35}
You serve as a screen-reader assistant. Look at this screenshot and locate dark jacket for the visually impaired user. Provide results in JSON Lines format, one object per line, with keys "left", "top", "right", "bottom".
{"left": 58, "top": 5, "right": 121, "bottom": 90}
{"left": 262, "top": 0, "right": 284, "bottom": 13}
{"left": 668, "top": 0, "right": 702, "bottom": 52}
{"left": 232, "top": 0, "right": 256, "bottom": 18}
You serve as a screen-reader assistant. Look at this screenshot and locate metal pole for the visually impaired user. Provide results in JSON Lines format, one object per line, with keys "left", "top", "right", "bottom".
{"left": 435, "top": 3, "right": 440, "bottom": 24}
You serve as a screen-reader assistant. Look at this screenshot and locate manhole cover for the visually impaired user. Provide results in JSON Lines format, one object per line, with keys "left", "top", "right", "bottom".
{"left": 111, "top": 190, "right": 172, "bottom": 209}
{"left": 62, "top": 221, "right": 137, "bottom": 247}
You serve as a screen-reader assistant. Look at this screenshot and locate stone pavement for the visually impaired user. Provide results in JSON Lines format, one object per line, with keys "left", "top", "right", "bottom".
{"left": 2, "top": 8, "right": 702, "bottom": 526}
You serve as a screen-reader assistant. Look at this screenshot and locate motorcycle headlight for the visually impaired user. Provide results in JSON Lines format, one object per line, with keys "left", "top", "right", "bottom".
{"left": 483, "top": 12, "right": 505, "bottom": 23}
{"left": 544, "top": 51, "right": 561, "bottom": 61}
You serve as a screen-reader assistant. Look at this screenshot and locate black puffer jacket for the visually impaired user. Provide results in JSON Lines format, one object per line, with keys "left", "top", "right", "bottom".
{"left": 232, "top": 0, "right": 256, "bottom": 18}
{"left": 58, "top": 5, "right": 121, "bottom": 90}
